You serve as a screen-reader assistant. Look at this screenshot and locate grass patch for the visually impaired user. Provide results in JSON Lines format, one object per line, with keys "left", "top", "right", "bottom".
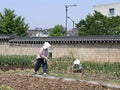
{"left": 0, "top": 84, "right": 13, "bottom": 90}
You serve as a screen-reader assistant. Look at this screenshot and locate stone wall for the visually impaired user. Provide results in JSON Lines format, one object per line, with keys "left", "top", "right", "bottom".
{"left": 0, "top": 42, "right": 120, "bottom": 62}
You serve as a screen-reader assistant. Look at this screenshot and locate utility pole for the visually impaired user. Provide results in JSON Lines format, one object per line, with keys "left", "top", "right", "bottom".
{"left": 65, "top": 4, "right": 77, "bottom": 31}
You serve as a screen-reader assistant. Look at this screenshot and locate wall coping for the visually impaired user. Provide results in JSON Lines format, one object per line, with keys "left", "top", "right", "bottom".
{"left": 9, "top": 35, "right": 120, "bottom": 44}
{"left": 0, "top": 34, "right": 120, "bottom": 44}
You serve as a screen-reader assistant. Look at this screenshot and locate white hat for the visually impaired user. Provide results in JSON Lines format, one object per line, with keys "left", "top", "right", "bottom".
{"left": 43, "top": 42, "right": 51, "bottom": 49}
{"left": 74, "top": 59, "right": 80, "bottom": 64}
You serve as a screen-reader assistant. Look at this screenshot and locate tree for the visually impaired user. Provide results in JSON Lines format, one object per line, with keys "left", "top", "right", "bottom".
{"left": 0, "top": 8, "right": 29, "bottom": 36}
{"left": 76, "top": 11, "right": 120, "bottom": 35}
{"left": 49, "top": 25, "right": 66, "bottom": 36}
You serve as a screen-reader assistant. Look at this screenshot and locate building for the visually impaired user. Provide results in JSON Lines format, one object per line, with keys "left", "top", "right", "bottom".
{"left": 27, "top": 28, "right": 51, "bottom": 37}
{"left": 67, "top": 28, "right": 78, "bottom": 36}
{"left": 93, "top": 3, "right": 120, "bottom": 17}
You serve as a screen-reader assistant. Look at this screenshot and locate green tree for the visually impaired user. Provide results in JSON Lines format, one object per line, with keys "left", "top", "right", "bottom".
{"left": 76, "top": 11, "right": 120, "bottom": 35}
{"left": 49, "top": 25, "right": 66, "bottom": 36}
{"left": 0, "top": 8, "right": 29, "bottom": 36}
{"left": 107, "top": 16, "right": 120, "bottom": 35}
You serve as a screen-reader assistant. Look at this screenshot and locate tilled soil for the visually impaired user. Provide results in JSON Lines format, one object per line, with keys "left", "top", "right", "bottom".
{"left": 0, "top": 74, "right": 120, "bottom": 90}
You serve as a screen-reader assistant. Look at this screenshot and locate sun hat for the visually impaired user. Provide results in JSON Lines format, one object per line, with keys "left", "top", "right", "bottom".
{"left": 43, "top": 42, "right": 51, "bottom": 49}
{"left": 74, "top": 59, "right": 80, "bottom": 64}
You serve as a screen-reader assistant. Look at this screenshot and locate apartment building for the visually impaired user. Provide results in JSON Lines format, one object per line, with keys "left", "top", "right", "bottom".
{"left": 93, "top": 3, "right": 120, "bottom": 17}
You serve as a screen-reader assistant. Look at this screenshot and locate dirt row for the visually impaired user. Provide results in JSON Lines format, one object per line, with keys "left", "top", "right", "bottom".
{"left": 0, "top": 66, "right": 33, "bottom": 71}
{"left": 0, "top": 74, "right": 120, "bottom": 90}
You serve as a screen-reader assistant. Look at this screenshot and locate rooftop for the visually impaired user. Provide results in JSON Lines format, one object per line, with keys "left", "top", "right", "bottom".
{"left": 9, "top": 35, "right": 120, "bottom": 43}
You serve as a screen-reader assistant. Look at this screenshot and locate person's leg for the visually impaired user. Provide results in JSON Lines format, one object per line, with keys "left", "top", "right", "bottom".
{"left": 42, "top": 61, "right": 48, "bottom": 75}
{"left": 34, "top": 59, "right": 41, "bottom": 74}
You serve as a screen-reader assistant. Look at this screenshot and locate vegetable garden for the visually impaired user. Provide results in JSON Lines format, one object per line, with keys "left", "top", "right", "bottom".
{"left": 0, "top": 55, "right": 120, "bottom": 90}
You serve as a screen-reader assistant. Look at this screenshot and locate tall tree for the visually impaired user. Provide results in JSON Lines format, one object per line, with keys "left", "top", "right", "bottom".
{"left": 0, "top": 8, "right": 29, "bottom": 36}
{"left": 49, "top": 25, "right": 66, "bottom": 36}
{"left": 76, "top": 11, "right": 120, "bottom": 35}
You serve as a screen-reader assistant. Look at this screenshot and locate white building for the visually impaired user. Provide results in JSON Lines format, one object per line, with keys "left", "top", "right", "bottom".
{"left": 93, "top": 3, "right": 120, "bottom": 17}
{"left": 27, "top": 28, "right": 51, "bottom": 37}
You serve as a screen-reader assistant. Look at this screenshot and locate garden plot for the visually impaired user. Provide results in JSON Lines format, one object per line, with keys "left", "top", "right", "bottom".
{"left": 0, "top": 74, "right": 120, "bottom": 90}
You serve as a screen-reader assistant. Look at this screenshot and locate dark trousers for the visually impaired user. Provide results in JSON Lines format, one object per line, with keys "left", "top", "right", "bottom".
{"left": 34, "top": 58, "right": 48, "bottom": 73}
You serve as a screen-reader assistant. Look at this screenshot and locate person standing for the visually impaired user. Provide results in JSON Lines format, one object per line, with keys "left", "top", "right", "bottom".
{"left": 33, "top": 42, "right": 51, "bottom": 76}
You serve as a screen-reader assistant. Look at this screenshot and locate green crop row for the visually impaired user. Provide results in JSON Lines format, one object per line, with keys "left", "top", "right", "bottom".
{"left": 82, "top": 61, "right": 120, "bottom": 78}
{"left": 0, "top": 55, "right": 120, "bottom": 79}
{"left": 0, "top": 55, "right": 35, "bottom": 66}
{"left": 49, "top": 56, "right": 120, "bottom": 79}
{"left": 48, "top": 56, "right": 75, "bottom": 73}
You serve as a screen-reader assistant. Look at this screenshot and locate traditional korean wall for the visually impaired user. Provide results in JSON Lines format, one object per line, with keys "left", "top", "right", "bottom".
{"left": 0, "top": 41, "right": 120, "bottom": 62}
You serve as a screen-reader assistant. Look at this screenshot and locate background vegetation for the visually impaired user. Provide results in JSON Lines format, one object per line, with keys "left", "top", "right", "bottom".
{"left": 49, "top": 24, "right": 66, "bottom": 36}
{"left": 0, "top": 8, "right": 29, "bottom": 36}
{"left": 76, "top": 11, "right": 120, "bottom": 35}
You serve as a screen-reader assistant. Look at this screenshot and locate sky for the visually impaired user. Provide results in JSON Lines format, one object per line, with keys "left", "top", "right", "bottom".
{"left": 0, "top": 0, "right": 120, "bottom": 30}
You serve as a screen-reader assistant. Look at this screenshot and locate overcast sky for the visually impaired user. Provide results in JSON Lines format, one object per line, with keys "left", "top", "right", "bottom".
{"left": 0, "top": 0, "right": 120, "bottom": 29}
